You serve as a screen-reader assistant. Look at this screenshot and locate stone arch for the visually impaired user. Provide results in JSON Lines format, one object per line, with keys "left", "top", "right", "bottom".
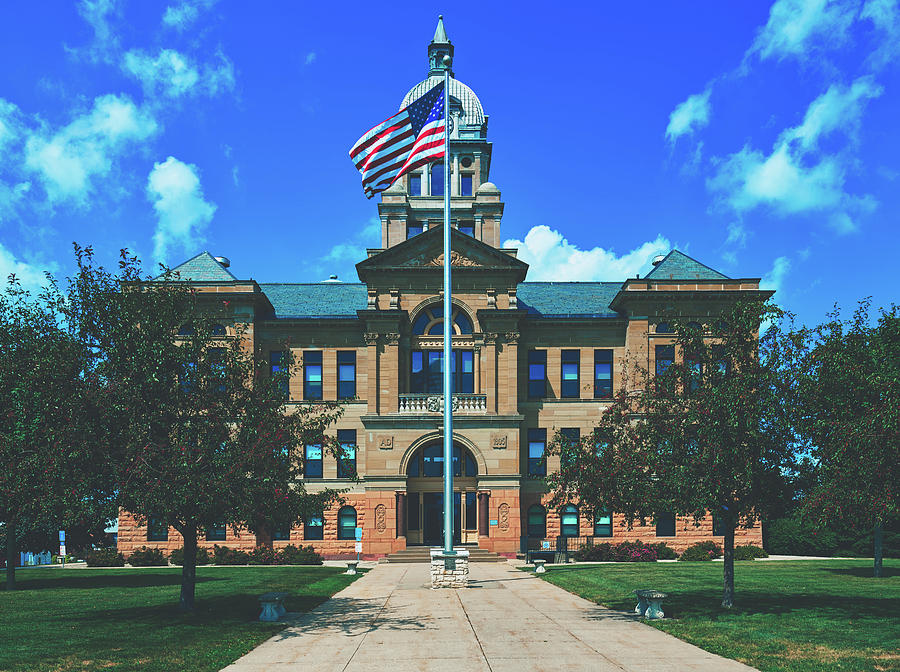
{"left": 399, "top": 431, "right": 487, "bottom": 477}
{"left": 408, "top": 297, "right": 479, "bottom": 335}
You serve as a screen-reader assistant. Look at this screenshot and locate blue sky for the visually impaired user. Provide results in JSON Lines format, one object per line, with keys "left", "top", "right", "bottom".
{"left": 1, "top": 1, "right": 898, "bottom": 327}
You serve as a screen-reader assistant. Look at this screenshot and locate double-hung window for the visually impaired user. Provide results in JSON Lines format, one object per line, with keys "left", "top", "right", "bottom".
{"left": 304, "top": 514, "right": 324, "bottom": 540}
{"left": 270, "top": 350, "right": 288, "bottom": 398}
{"left": 685, "top": 350, "right": 702, "bottom": 394}
{"left": 560, "top": 504, "right": 579, "bottom": 537}
{"left": 465, "top": 492, "right": 477, "bottom": 531}
{"left": 594, "top": 510, "right": 612, "bottom": 537}
{"left": 406, "top": 219, "right": 424, "bottom": 239}
{"left": 594, "top": 349, "right": 613, "bottom": 398}
{"left": 561, "top": 350, "right": 580, "bottom": 398}
{"left": 337, "top": 351, "right": 356, "bottom": 399}
{"left": 460, "top": 175, "right": 473, "bottom": 196}
{"left": 304, "top": 351, "right": 322, "bottom": 400}
{"left": 431, "top": 163, "right": 444, "bottom": 196}
{"left": 458, "top": 220, "right": 475, "bottom": 236}
{"left": 337, "top": 429, "right": 356, "bottom": 479}
{"left": 304, "top": 444, "right": 323, "bottom": 478}
{"left": 528, "top": 350, "right": 546, "bottom": 398}
{"left": 206, "top": 522, "right": 226, "bottom": 542}
{"left": 147, "top": 517, "right": 168, "bottom": 542}
{"left": 527, "top": 428, "right": 546, "bottom": 476}
{"left": 656, "top": 512, "right": 676, "bottom": 537}
{"left": 560, "top": 428, "right": 580, "bottom": 469}
{"left": 410, "top": 350, "right": 473, "bottom": 393}
{"left": 409, "top": 174, "right": 422, "bottom": 196}
{"left": 337, "top": 506, "right": 357, "bottom": 540}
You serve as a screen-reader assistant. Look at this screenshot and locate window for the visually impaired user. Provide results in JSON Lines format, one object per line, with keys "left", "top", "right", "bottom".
{"left": 527, "top": 428, "right": 546, "bottom": 476}
{"left": 527, "top": 505, "right": 546, "bottom": 538}
{"left": 304, "top": 444, "right": 322, "bottom": 478}
{"left": 594, "top": 510, "right": 612, "bottom": 537}
{"left": 337, "top": 351, "right": 356, "bottom": 399}
{"left": 560, "top": 504, "right": 579, "bottom": 537}
{"left": 685, "top": 350, "right": 702, "bottom": 394}
{"left": 711, "top": 345, "right": 729, "bottom": 380}
{"left": 337, "top": 430, "right": 356, "bottom": 478}
{"left": 211, "top": 324, "right": 226, "bottom": 336}
{"left": 272, "top": 525, "right": 290, "bottom": 541}
{"left": 712, "top": 514, "right": 727, "bottom": 536}
{"left": 655, "top": 345, "right": 675, "bottom": 377}
{"left": 458, "top": 220, "right": 475, "bottom": 236}
{"left": 206, "top": 522, "right": 226, "bottom": 542}
{"left": 209, "top": 348, "right": 226, "bottom": 393}
{"left": 409, "top": 350, "right": 474, "bottom": 393}
{"left": 528, "top": 350, "right": 546, "bottom": 398}
{"left": 147, "top": 517, "right": 168, "bottom": 542}
{"left": 303, "top": 351, "right": 322, "bottom": 400}
{"left": 179, "top": 361, "right": 196, "bottom": 394}
{"left": 594, "top": 350, "right": 613, "bottom": 398}
{"left": 412, "top": 305, "right": 473, "bottom": 335}
{"left": 337, "top": 506, "right": 357, "bottom": 540}
{"left": 460, "top": 175, "right": 473, "bottom": 196}
{"left": 407, "top": 492, "right": 420, "bottom": 530}
{"left": 430, "top": 163, "right": 444, "bottom": 196}
{"left": 178, "top": 324, "right": 194, "bottom": 336}
{"left": 465, "top": 492, "right": 477, "bottom": 530}
{"left": 270, "top": 351, "right": 288, "bottom": 398}
{"left": 687, "top": 321, "right": 703, "bottom": 332}
{"left": 304, "top": 514, "right": 323, "bottom": 540}
{"left": 656, "top": 512, "right": 676, "bottom": 537}
{"left": 406, "top": 443, "right": 478, "bottom": 477}
{"left": 406, "top": 219, "right": 424, "bottom": 239}
{"left": 561, "top": 350, "right": 580, "bottom": 398}
{"left": 656, "top": 322, "right": 674, "bottom": 334}
{"left": 409, "top": 173, "right": 421, "bottom": 196}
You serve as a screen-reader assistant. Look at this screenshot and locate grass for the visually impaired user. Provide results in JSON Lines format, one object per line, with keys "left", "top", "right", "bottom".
{"left": 534, "top": 559, "right": 899, "bottom": 672}
{"left": 0, "top": 565, "right": 361, "bottom": 672}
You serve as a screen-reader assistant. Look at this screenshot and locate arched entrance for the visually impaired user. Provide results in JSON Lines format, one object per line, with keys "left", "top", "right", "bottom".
{"left": 405, "top": 441, "right": 478, "bottom": 546}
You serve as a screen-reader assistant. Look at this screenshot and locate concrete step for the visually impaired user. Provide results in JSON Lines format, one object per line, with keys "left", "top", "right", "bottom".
{"left": 385, "top": 547, "right": 507, "bottom": 563}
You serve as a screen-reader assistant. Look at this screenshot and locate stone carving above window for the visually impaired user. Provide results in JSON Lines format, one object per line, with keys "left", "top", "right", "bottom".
{"left": 375, "top": 504, "right": 387, "bottom": 534}
{"left": 498, "top": 503, "right": 510, "bottom": 531}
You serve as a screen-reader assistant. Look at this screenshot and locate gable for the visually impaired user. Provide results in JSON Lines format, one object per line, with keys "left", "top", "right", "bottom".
{"left": 644, "top": 250, "right": 729, "bottom": 281}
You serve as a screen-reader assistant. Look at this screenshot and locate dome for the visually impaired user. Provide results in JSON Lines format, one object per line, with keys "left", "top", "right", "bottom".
{"left": 401, "top": 76, "right": 485, "bottom": 127}
{"left": 476, "top": 181, "right": 499, "bottom": 193}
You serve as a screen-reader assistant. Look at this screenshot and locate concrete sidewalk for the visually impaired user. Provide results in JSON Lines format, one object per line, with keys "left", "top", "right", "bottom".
{"left": 222, "top": 562, "right": 758, "bottom": 672}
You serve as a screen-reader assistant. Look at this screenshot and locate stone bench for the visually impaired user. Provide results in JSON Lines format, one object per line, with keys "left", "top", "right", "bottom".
{"left": 345, "top": 561, "right": 359, "bottom": 575}
{"left": 258, "top": 592, "right": 289, "bottom": 622}
{"left": 634, "top": 589, "right": 668, "bottom": 619}
{"left": 533, "top": 559, "right": 547, "bottom": 574}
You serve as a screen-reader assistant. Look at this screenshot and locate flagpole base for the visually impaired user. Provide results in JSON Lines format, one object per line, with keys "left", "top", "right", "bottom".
{"left": 430, "top": 548, "right": 469, "bottom": 589}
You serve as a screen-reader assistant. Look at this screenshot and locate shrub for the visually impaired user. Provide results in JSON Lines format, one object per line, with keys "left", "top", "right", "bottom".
{"left": 648, "top": 542, "right": 678, "bottom": 560}
{"left": 573, "top": 542, "right": 615, "bottom": 562}
{"left": 679, "top": 540, "right": 722, "bottom": 561}
{"left": 573, "top": 541, "right": 658, "bottom": 562}
{"left": 765, "top": 517, "right": 839, "bottom": 556}
{"left": 169, "top": 546, "right": 211, "bottom": 566}
{"left": 212, "top": 545, "right": 250, "bottom": 565}
{"left": 733, "top": 544, "right": 768, "bottom": 560}
{"left": 248, "top": 545, "right": 279, "bottom": 565}
{"left": 85, "top": 548, "right": 126, "bottom": 567}
{"left": 127, "top": 546, "right": 168, "bottom": 566}
{"left": 278, "top": 544, "right": 324, "bottom": 565}
{"left": 615, "top": 540, "right": 658, "bottom": 562}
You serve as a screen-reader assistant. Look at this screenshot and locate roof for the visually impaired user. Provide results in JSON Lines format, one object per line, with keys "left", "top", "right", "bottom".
{"left": 259, "top": 283, "right": 368, "bottom": 318}
{"left": 161, "top": 251, "right": 237, "bottom": 282}
{"left": 517, "top": 283, "right": 623, "bottom": 318}
{"left": 644, "top": 250, "right": 729, "bottom": 281}
{"left": 402, "top": 76, "right": 485, "bottom": 127}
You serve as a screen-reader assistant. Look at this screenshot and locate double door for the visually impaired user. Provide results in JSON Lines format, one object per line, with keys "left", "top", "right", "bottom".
{"left": 422, "top": 492, "right": 461, "bottom": 546}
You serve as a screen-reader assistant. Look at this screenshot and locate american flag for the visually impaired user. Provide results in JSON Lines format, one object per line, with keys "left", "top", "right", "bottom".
{"left": 349, "top": 84, "right": 445, "bottom": 199}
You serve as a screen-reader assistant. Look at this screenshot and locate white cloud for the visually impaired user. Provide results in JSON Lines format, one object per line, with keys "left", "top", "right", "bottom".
{"left": 762, "top": 255, "right": 792, "bottom": 294}
{"left": 666, "top": 88, "right": 711, "bottom": 143}
{"left": 23, "top": 94, "right": 158, "bottom": 205}
{"left": 122, "top": 48, "right": 234, "bottom": 99}
{"left": 502, "top": 226, "right": 671, "bottom": 281}
{"left": 785, "top": 76, "right": 882, "bottom": 150}
{"left": 747, "top": 0, "right": 856, "bottom": 62}
{"left": 0, "top": 243, "right": 54, "bottom": 292}
{"left": 72, "top": 0, "right": 120, "bottom": 61}
{"left": 725, "top": 222, "right": 748, "bottom": 248}
{"left": 861, "top": 0, "right": 900, "bottom": 67}
{"left": 305, "top": 52, "right": 317, "bottom": 66}
{"left": 147, "top": 156, "right": 216, "bottom": 265}
{"left": 162, "top": 0, "right": 217, "bottom": 31}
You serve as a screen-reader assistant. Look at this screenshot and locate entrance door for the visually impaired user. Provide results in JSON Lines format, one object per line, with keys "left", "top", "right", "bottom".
{"left": 422, "top": 492, "right": 461, "bottom": 546}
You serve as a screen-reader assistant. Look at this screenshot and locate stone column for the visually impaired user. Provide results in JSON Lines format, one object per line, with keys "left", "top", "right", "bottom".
{"left": 473, "top": 345, "right": 481, "bottom": 394}
{"left": 478, "top": 491, "right": 490, "bottom": 537}
{"left": 500, "top": 332, "right": 519, "bottom": 415}
{"left": 382, "top": 333, "right": 400, "bottom": 414}
{"left": 483, "top": 334, "right": 498, "bottom": 414}
{"left": 364, "top": 333, "right": 379, "bottom": 415}
{"left": 396, "top": 492, "right": 407, "bottom": 538}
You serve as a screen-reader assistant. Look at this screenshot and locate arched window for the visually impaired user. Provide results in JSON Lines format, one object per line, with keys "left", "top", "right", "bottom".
{"left": 406, "top": 442, "right": 478, "bottom": 478}
{"left": 412, "top": 305, "right": 473, "bottom": 335}
{"left": 304, "top": 513, "right": 323, "bottom": 540}
{"left": 178, "top": 324, "right": 194, "bottom": 336}
{"left": 655, "top": 322, "right": 673, "bottom": 334}
{"left": 337, "top": 506, "right": 357, "bottom": 540}
{"left": 687, "top": 321, "right": 703, "bottom": 332}
{"left": 211, "top": 324, "right": 226, "bottom": 336}
{"left": 594, "top": 510, "right": 612, "bottom": 537}
{"left": 560, "top": 504, "right": 579, "bottom": 537}
{"left": 527, "top": 505, "right": 546, "bottom": 538}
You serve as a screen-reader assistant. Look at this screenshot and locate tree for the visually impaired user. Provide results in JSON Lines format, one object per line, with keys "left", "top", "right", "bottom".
{"left": 67, "top": 248, "right": 345, "bottom": 610}
{"left": 0, "top": 274, "right": 116, "bottom": 590}
{"left": 794, "top": 300, "right": 899, "bottom": 578}
{"left": 547, "top": 300, "right": 799, "bottom": 608}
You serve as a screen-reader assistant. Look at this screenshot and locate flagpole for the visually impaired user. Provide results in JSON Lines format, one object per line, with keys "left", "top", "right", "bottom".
{"left": 442, "top": 56, "right": 454, "bottom": 555}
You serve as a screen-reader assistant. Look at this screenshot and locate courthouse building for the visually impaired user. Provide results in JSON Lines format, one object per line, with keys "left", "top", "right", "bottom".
{"left": 118, "top": 20, "right": 767, "bottom": 559}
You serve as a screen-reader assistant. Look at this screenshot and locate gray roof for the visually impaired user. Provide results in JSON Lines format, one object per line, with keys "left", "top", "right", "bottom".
{"left": 644, "top": 250, "right": 729, "bottom": 281}
{"left": 161, "top": 251, "right": 237, "bottom": 281}
{"left": 517, "top": 283, "right": 623, "bottom": 318}
{"left": 402, "top": 76, "right": 485, "bottom": 127}
{"left": 260, "top": 283, "right": 368, "bottom": 318}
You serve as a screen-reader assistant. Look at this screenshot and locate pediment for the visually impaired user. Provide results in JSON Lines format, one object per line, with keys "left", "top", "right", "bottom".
{"left": 357, "top": 225, "right": 528, "bottom": 281}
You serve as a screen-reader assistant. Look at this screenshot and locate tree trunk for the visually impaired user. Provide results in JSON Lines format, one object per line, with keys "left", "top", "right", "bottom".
{"left": 179, "top": 526, "right": 198, "bottom": 611}
{"left": 4, "top": 517, "right": 15, "bottom": 591}
{"left": 722, "top": 522, "right": 735, "bottom": 608}
{"left": 873, "top": 522, "right": 883, "bottom": 579}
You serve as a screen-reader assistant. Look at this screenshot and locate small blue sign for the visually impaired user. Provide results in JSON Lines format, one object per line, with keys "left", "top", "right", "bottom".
{"left": 355, "top": 526, "right": 363, "bottom": 541}
{"left": 490, "top": 519, "right": 498, "bottom": 526}
{"left": 58, "top": 530, "right": 65, "bottom": 543}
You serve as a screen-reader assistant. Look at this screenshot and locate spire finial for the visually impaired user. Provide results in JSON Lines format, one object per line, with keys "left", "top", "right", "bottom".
{"left": 428, "top": 16, "right": 454, "bottom": 76}
{"left": 432, "top": 15, "right": 449, "bottom": 43}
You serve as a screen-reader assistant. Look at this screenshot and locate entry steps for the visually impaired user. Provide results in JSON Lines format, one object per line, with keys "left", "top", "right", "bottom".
{"left": 384, "top": 546, "right": 507, "bottom": 563}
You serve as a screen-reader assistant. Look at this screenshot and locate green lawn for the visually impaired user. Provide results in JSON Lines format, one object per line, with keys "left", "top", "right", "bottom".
{"left": 536, "top": 559, "right": 899, "bottom": 672}
{"left": 0, "top": 565, "right": 361, "bottom": 672}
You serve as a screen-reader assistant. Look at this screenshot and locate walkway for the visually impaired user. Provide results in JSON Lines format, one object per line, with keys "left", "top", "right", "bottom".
{"left": 222, "top": 562, "right": 758, "bottom": 672}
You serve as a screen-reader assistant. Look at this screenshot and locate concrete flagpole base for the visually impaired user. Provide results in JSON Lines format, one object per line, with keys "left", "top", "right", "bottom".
{"left": 430, "top": 548, "right": 469, "bottom": 588}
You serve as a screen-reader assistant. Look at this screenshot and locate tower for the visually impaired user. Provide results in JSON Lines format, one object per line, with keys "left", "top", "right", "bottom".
{"left": 377, "top": 17, "right": 505, "bottom": 250}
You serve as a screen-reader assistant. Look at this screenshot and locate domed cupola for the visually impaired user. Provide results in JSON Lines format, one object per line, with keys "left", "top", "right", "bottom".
{"left": 428, "top": 15, "right": 454, "bottom": 77}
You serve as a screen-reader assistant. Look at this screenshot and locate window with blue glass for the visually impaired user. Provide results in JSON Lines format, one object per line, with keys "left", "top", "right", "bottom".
{"left": 527, "top": 505, "right": 546, "bottom": 538}
{"left": 594, "top": 510, "right": 612, "bottom": 537}
{"left": 465, "top": 492, "right": 477, "bottom": 530}
{"left": 656, "top": 322, "right": 674, "bottom": 334}
{"left": 406, "top": 219, "right": 424, "bottom": 239}
{"left": 528, "top": 428, "right": 546, "bottom": 476}
{"left": 206, "top": 522, "right": 226, "bottom": 541}
{"left": 304, "top": 444, "right": 322, "bottom": 478}
{"left": 560, "top": 427, "right": 580, "bottom": 468}
{"left": 272, "top": 525, "right": 290, "bottom": 541}
{"left": 270, "top": 350, "right": 288, "bottom": 398}
{"left": 656, "top": 512, "right": 676, "bottom": 537}
{"left": 409, "top": 350, "right": 473, "bottom": 393}
{"left": 337, "top": 429, "right": 356, "bottom": 478}
{"left": 655, "top": 345, "right": 675, "bottom": 377}
{"left": 711, "top": 345, "right": 729, "bottom": 381}
{"left": 430, "top": 163, "right": 444, "bottom": 196}
{"left": 180, "top": 360, "right": 196, "bottom": 393}
{"left": 209, "top": 347, "right": 226, "bottom": 393}
{"left": 560, "top": 504, "right": 579, "bottom": 537}
{"left": 337, "top": 506, "right": 357, "bottom": 540}
{"left": 412, "top": 305, "right": 473, "bottom": 335}
{"left": 337, "top": 351, "right": 356, "bottom": 399}
{"left": 561, "top": 350, "right": 580, "bottom": 398}
{"left": 528, "top": 350, "right": 546, "bottom": 398}
{"left": 460, "top": 174, "right": 473, "bottom": 196}
{"left": 406, "top": 443, "right": 478, "bottom": 478}
{"left": 458, "top": 220, "right": 475, "bottom": 236}
{"left": 303, "top": 351, "right": 322, "bottom": 400}
{"left": 594, "top": 349, "right": 613, "bottom": 398}
{"left": 211, "top": 323, "right": 226, "bottom": 336}
{"left": 147, "top": 517, "right": 168, "bottom": 542}
{"left": 409, "top": 173, "right": 421, "bottom": 196}
{"left": 685, "top": 350, "right": 702, "bottom": 394}
{"left": 712, "top": 514, "right": 727, "bottom": 536}
{"left": 304, "top": 513, "right": 323, "bottom": 540}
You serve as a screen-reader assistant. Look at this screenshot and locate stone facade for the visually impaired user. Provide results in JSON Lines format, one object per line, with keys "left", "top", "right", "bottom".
{"left": 117, "top": 21, "right": 767, "bottom": 561}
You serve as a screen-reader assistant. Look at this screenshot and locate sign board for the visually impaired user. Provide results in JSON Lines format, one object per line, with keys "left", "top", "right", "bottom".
{"left": 541, "top": 541, "right": 551, "bottom": 550}
{"left": 59, "top": 530, "right": 65, "bottom": 543}
{"left": 355, "top": 527, "right": 363, "bottom": 541}
{"left": 489, "top": 519, "right": 498, "bottom": 526}
{"left": 59, "top": 544, "right": 66, "bottom": 556}
{"left": 354, "top": 542, "right": 362, "bottom": 553}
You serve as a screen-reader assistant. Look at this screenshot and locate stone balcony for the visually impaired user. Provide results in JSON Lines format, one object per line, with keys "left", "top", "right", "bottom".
{"left": 398, "top": 393, "right": 487, "bottom": 414}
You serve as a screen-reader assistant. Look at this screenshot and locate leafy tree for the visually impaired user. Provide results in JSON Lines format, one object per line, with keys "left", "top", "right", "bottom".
{"left": 67, "top": 248, "right": 344, "bottom": 610}
{"left": 0, "top": 274, "right": 116, "bottom": 590}
{"left": 794, "top": 300, "right": 898, "bottom": 577}
{"left": 547, "top": 301, "right": 799, "bottom": 607}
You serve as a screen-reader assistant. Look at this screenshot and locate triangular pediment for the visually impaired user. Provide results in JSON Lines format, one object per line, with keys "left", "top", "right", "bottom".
{"left": 356, "top": 225, "right": 528, "bottom": 281}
